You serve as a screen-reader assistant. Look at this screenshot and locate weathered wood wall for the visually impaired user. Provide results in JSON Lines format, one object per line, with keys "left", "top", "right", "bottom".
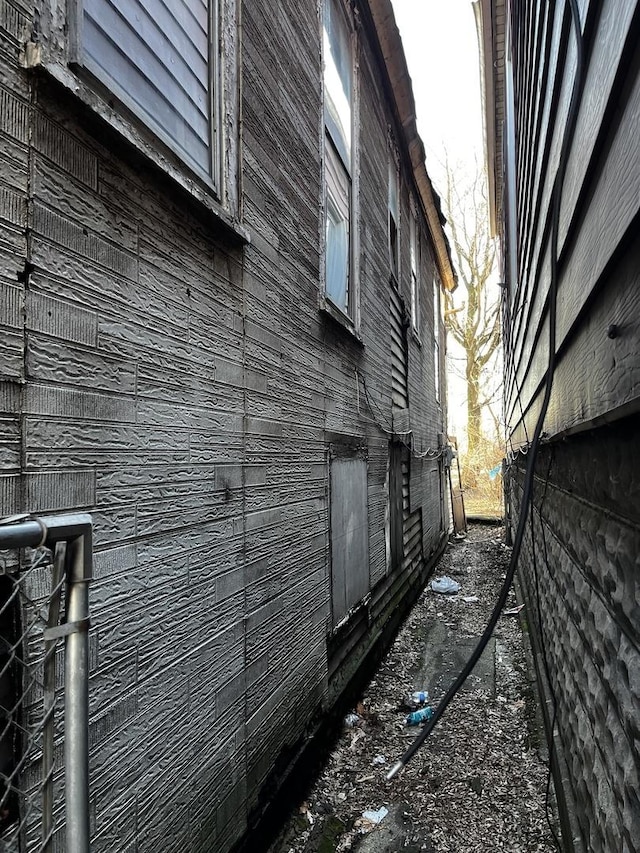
{"left": 500, "top": 1, "right": 640, "bottom": 850}
{"left": 505, "top": 0, "right": 640, "bottom": 445}
{"left": 0, "top": 0, "right": 449, "bottom": 850}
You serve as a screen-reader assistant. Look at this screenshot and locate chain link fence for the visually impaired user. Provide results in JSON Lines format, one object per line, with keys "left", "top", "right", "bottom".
{"left": 0, "top": 515, "right": 92, "bottom": 853}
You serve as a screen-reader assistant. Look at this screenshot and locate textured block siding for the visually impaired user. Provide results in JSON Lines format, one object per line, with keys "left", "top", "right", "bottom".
{"left": 508, "top": 420, "right": 640, "bottom": 853}
{"left": 0, "top": 1, "right": 447, "bottom": 851}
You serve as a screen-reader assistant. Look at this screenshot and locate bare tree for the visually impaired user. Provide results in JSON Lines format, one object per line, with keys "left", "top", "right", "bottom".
{"left": 442, "top": 162, "right": 500, "bottom": 456}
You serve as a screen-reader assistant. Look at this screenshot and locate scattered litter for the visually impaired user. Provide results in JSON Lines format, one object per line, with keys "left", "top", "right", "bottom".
{"left": 269, "top": 525, "right": 558, "bottom": 853}
{"left": 361, "top": 806, "right": 388, "bottom": 825}
{"left": 349, "top": 729, "right": 365, "bottom": 750}
{"left": 408, "top": 690, "right": 429, "bottom": 704}
{"left": 503, "top": 604, "right": 524, "bottom": 616}
{"left": 405, "top": 706, "right": 434, "bottom": 726}
{"left": 298, "top": 802, "right": 314, "bottom": 825}
{"left": 488, "top": 463, "right": 502, "bottom": 480}
{"left": 371, "top": 754, "right": 386, "bottom": 765}
{"left": 431, "top": 576, "right": 461, "bottom": 595}
{"left": 462, "top": 595, "right": 479, "bottom": 603}
{"left": 344, "top": 713, "right": 360, "bottom": 727}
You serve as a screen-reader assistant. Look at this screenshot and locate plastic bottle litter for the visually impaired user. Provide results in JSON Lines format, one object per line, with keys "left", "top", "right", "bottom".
{"left": 408, "top": 690, "right": 429, "bottom": 705}
{"left": 405, "top": 706, "right": 434, "bottom": 726}
{"left": 344, "top": 713, "right": 360, "bottom": 727}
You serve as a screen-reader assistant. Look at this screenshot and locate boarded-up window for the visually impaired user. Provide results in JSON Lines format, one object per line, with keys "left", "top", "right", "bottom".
{"left": 80, "top": 0, "right": 218, "bottom": 185}
{"left": 330, "top": 457, "right": 369, "bottom": 627}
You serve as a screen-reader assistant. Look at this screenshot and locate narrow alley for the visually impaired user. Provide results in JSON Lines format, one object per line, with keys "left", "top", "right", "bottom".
{"left": 268, "top": 525, "right": 558, "bottom": 853}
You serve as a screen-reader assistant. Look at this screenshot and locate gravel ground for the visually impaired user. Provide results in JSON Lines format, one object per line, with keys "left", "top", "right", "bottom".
{"left": 268, "top": 525, "right": 560, "bottom": 853}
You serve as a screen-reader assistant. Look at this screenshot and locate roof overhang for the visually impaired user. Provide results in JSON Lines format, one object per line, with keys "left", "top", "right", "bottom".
{"left": 474, "top": 0, "right": 506, "bottom": 237}
{"left": 366, "top": 0, "right": 458, "bottom": 292}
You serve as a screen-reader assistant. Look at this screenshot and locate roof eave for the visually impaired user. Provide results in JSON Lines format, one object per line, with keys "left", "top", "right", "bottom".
{"left": 474, "top": 0, "right": 506, "bottom": 238}
{"left": 366, "top": 0, "right": 458, "bottom": 292}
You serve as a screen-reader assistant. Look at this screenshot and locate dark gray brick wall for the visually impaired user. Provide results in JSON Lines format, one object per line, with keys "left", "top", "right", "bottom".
{"left": 508, "top": 419, "right": 640, "bottom": 853}
{"left": 0, "top": 1, "right": 448, "bottom": 850}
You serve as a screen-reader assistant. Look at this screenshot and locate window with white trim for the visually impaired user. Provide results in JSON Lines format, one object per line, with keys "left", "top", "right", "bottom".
{"left": 72, "top": 0, "right": 220, "bottom": 190}
{"left": 323, "top": 0, "right": 356, "bottom": 320}
{"left": 410, "top": 209, "right": 419, "bottom": 331}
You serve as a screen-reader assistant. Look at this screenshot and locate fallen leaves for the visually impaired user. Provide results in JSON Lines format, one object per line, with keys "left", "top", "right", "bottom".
{"left": 269, "top": 526, "right": 559, "bottom": 853}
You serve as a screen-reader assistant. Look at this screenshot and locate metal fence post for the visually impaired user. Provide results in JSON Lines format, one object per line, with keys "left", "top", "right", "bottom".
{"left": 63, "top": 527, "right": 92, "bottom": 853}
{"left": 0, "top": 512, "right": 93, "bottom": 853}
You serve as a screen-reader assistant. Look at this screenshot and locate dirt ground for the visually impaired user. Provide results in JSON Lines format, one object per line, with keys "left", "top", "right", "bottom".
{"left": 268, "top": 525, "right": 560, "bottom": 853}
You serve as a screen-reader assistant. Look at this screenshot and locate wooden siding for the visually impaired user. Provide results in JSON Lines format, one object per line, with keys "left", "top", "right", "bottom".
{"left": 390, "top": 285, "right": 410, "bottom": 434}
{"left": 505, "top": 0, "right": 640, "bottom": 444}
{"left": 496, "top": 3, "right": 640, "bottom": 851}
{"left": 0, "top": 0, "right": 449, "bottom": 850}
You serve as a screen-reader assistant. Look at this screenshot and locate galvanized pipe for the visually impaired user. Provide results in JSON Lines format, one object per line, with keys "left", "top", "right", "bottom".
{"left": 0, "top": 513, "right": 93, "bottom": 850}
{"left": 42, "top": 544, "right": 66, "bottom": 852}
{"left": 0, "top": 517, "right": 47, "bottom": 549}
{"left": 61, "top": 521, "right": 92, "bottom": 853}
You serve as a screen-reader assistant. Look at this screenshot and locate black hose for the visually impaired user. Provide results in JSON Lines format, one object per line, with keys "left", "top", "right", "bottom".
{"left": 387, "top": 0, "right": 585, "bottom": 781}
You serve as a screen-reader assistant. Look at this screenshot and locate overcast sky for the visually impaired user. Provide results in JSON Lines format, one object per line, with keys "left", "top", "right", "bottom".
{"left": 391, "top": 0, "right": 484, "bottom": 192}
{"left": 391, "top": 0, "right": 496, "bottom": 448}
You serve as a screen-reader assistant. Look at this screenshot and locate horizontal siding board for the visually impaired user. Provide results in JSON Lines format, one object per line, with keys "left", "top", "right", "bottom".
{"left": 557, "top": 0, "right": 640, "bottom": 249}
{"left": 508, "top": 236, "right": 640, "bottom": 444}
{"left": 554, "top": 26, "right": 640, "bottom": 344}
{"left": 517, "top": 1, "right": 552, "bottom": 269}
{"left": 509, "top": 1, "right": 640, "bottom": 435}
{"left": 510, "top": 48, "right": 640, "bottom": 429}
{"left": 512, "top": 1, "right": 574, "bottom": 369}
{"left": 0, "top": 0, "right": 450, "bottom": 847}
{"left": 83, "top": 0, "right": 211, "bottom": 174}
{"left": 87, "top": 0, "right": 210, "bottom": 109}
{"left": 514, "top": 0, "right": 564, "bottom": 298}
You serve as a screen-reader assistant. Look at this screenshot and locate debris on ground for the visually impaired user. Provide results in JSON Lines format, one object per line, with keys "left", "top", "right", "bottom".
{"left": 360, "top": 807, "right": 389, "bottom": 826}
{"left": 430, "top": 576, "right": 461, "bottom": 595}
{"left": 268, "top": 526, "right": 559, "bottom": 853}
